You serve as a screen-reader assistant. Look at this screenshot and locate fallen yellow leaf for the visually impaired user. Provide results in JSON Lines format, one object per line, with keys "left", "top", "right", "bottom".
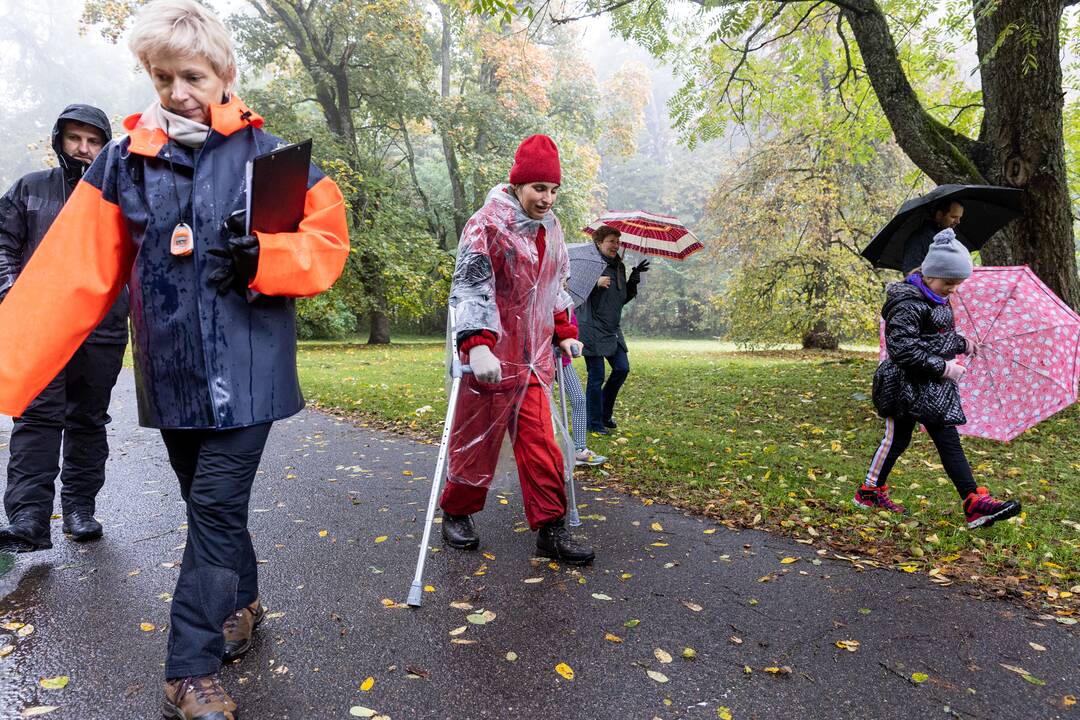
{"left": 605, "top": 633, "right": 622, "bottom": 643}
{"left": 360, "top": 676, "right": 374, "bottom": 692}
{"left": 835, "top": 639, "right": 860, "bottom": 652}
{"left": 423, "top": 585, "right": 435, "bottom": 593}
{"left": 555, "top": 662, "right": 575, "bottom": 680}
{"left": 374, "top": 536, "right": 388, "bottom": 543}
{"left": 1064, "top": 695, "right": 1076, "bottom": 707}
{"left": 21, "top": 707, "right": 59, "bottom": 717}
{"left": 654, "top": 648, "right": 673, "bottom": 664}
{"left": 0, "top": 644, "right": 13, "bottom": 658}
{"left": 38, "top": 676, "right": 69, "bottom": 690}
{"left": 717, "top": 707, "right": 733, "bottom": 720}
{"left": 780, "top": 557, "right": 797, "bottom": 564}
{"left": 140, "top": 623, "right": 156, "bottom": 632}
{"left": 650, "top": 522, "right": 664, "bottom": 532}
{"left": 318, "top": 530, "right": 328, "bottom": 538}
{"left": 703, "top": 528, "right": 717, "bottom": 535}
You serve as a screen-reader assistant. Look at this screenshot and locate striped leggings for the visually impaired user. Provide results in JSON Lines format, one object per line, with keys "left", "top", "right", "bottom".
{"left": 555, "top": 362, "right": 588, "bottom": 452}
{"left": 863, "top": 417, "right": 977, "bottom": 499}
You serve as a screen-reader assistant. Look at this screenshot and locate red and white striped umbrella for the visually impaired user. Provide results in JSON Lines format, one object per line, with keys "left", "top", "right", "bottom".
{"left": 583, "top": 210, "right": 703, "bottom": 260}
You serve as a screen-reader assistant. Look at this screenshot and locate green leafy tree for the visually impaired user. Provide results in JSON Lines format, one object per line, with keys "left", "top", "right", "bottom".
{"left": 477, "top": 0, "right": 1080, "bottom": 309}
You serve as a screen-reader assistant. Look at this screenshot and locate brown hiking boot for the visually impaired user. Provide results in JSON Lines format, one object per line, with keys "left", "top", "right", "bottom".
{"left": 162, "top": 675, "right": 238, "bottom": 720}
{"left": 222, "top": 598, "right": 265, "bottom": 661}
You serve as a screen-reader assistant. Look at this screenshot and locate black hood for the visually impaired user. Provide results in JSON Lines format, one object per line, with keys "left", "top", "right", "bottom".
{"left": 51, "top": 104, "right": 112, "bottom": 179}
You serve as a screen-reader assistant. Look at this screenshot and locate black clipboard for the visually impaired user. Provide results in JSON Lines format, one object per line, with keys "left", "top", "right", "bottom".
{"left": 244, "top": 139, "right": 313, "bottom": 234}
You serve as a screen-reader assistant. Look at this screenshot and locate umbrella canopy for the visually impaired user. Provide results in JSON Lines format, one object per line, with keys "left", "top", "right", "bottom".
{"left": 861, "top": 185, "right": 1024, "bottom": 271}
{"left": 566, "top": 242, "right": 607, "bottom": 308}
{"left": 583, "top": 210, "right": 703, "bottom": 260}
{"left": 879, "top": 266, "right": 1080, "bottom": 441}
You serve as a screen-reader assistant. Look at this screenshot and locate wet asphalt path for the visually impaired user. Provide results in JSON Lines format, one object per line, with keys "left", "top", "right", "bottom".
{"left": 0, "top": 371, "right": 1077, "bottom": 719}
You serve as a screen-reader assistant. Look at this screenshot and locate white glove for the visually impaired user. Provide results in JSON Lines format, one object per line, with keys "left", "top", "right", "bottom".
{"left": 559, "top": 338, "right": 583, "bottom": 358}
{"left": 941, "top": 359, "right": 966, "bottom": 382}
{"left": 468, "top": 345, "right": 502, "bottom": 384}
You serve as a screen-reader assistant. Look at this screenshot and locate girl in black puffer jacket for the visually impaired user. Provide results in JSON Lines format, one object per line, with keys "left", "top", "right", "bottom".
{"left": 856, "top": 229, "right": 1021, "bottom": 530}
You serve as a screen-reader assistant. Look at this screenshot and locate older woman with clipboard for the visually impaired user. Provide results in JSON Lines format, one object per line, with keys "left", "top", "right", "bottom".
{"left": 0, "top": 1, "right": 348, "bottom": 717}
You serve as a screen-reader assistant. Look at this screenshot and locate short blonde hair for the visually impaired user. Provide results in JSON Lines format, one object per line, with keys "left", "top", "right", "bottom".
{"left": 128, "top": 0, "right": 237, "bottom": 87}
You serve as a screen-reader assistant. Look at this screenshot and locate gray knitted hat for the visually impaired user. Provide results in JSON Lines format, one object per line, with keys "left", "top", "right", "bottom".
{"left": 920, "top": 228, "right": 972, "bottom": 279}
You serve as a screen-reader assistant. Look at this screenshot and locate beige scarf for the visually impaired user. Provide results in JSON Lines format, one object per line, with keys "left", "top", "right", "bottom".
{"left": 136, "top": 101, "right": 211, "bottom": 148}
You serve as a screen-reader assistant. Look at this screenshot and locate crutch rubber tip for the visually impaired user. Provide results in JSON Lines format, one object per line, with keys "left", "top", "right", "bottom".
{"left": 406, "top": 582, "right": 424, "bottom": 608}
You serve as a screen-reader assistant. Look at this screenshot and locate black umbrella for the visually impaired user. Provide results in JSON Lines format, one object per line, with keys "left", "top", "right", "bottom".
{"left": 861, "top": 184, "right": 1025, "bottom": 271}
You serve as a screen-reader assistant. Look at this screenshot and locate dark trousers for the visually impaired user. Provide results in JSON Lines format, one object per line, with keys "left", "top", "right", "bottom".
{"left": 584, "top": 348, "right": 630, "bottom": 430}
{"left": 4, "top": 342, "right": 126, "bottom": 524}
{"left": 160, "top": 422, "right": 271, "bottom": 679}
{"left": 864, "top": 417, "right": 978, "bottom": 499}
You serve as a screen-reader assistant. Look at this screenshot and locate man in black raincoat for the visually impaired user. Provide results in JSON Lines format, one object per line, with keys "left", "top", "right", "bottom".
{"left": 0, "top": 104, "right": 129, "bottom": 552}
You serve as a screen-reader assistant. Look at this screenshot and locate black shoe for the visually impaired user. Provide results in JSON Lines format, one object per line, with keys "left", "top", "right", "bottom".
{"left": 441, "top": 513, "right": 479, "bottom": 550}
{"left": 62, "top": 508, "right": 103, "bottom": 541}
{"left": 536, "top": 518, "right": 594, "bottom": 565}
{"left": 0, "top": 518, "right": 52, "bottom": 553}
{"left": 603, "top": 418, "right": 617, "bottom": 429}
{"left": 588, "top": 426, "right": 609, "bottom": 436}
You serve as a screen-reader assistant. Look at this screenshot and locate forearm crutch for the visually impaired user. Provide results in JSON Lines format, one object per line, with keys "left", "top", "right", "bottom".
{"left": 407, "top": 307, "right": 469, "bottom": 608}
{"left": 556, "top": 360, "right": 582, "bottom": 527}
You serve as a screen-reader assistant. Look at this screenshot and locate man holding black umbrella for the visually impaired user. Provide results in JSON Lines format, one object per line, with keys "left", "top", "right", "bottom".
{"left": 861, "top": 184, "right": 1023, "bottom": 273}
{"left": 901, "top": 199, "right": 965, "bottom": 274}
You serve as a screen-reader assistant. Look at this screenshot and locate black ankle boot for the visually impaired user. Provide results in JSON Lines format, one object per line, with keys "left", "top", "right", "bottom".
{"left": 62, "top": 508, "right": 103, "bottom": 541}
{"left": 441, "top": 513, "right": 479, "bottom": 550}
{"left": 536, "top": 518, "right": 594, "bottom": 565}
{"left": 0, "top": 517, "right": 52, "bottom": 553}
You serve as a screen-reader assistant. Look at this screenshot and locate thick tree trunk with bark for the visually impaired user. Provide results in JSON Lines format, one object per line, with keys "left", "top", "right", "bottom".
{"left": 368, "top": 311, "right": 391, "bottom": 345}
{"left": 973, "top": 0, "right": 1079, "bottom": 305}
{"left": 839, "top": 0, "right": 1080, "bottom": 308}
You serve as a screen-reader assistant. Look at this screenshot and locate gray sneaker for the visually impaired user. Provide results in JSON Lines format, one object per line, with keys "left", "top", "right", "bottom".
{"left": 574, "top": 449, "right": 607, "bottom": 466}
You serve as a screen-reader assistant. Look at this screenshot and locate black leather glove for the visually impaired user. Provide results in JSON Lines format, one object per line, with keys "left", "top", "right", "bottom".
{"left": 634, "top": 257, "right": 651, "bottom": 273}
{"left": 207, "top": 235, "right": 260, "bottom": 295}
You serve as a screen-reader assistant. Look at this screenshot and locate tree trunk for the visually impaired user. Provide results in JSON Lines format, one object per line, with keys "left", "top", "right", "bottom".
{"left": 839, "top": 0, "right": 1079, "bottom": 307}
{"left": 367, "top": 310, "right": 391, "bottom": 345}
{"left": 802, "top": 319, "right": 839, "bottom": 350}
{"left": 973, "top": 0, "right": 1079, "bottom": 307}
{"left": 436, "top": 1, "right": 469, "bottom": 242}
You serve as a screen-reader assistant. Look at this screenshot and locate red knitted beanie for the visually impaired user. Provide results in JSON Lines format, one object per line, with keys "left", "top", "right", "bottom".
{"left": 509, "top": 134, "right": 561, "bottom": 185}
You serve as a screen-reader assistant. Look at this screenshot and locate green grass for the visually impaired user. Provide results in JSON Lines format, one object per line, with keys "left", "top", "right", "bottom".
{"left": 296, "top": 338, "right": 1080, "bottom": 614}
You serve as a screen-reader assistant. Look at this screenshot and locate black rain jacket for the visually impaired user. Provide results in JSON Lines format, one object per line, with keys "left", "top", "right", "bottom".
{"left": 0, "top": 104, "right": 129, "bottom": 344}
{"left": 872, "top": 280, "right": 968, "bottom": 426}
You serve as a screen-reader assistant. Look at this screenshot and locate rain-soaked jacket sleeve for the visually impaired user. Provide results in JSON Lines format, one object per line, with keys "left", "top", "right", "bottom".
{"left": 884, "top": 301, "right": 947, "bottom": 379}
{"left": 250, "top": 171, "right": 349, "bottom": 297}
{"left": 0, "top": 178, "right": 28, "bottom": 300}
{"left": 451, "top": 218, "right": 501, "bottom": 345}
{"left": 0, "top": 146, "right": 135, "bottom": 416}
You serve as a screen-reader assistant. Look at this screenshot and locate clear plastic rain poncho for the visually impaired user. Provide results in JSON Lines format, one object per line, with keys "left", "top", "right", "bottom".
{"left": 445, "top": 184, "right": 574, "bottom": 489}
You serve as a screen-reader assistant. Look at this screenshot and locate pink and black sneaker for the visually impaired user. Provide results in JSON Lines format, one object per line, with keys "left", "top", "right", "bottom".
{"left": 852, "top": 484, "right": 907, "bottom": 514}
{"left": 963, "top": 487, "right": 1021, "bottom": 529}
